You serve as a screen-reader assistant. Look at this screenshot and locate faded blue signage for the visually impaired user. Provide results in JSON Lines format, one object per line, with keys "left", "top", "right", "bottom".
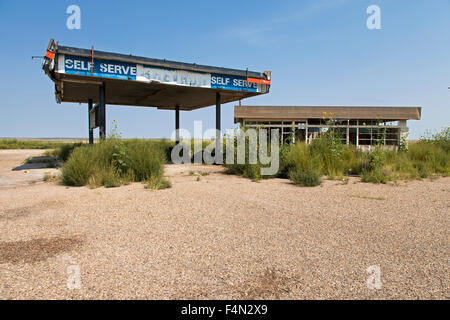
{"left": 210, "top": 74, "right": 258, "bottom": 92}
{"left": 64, "top": 55, "right": 137, "bottom": 80}
{"left": 62, "top": 54, "right": 260, "bottom": 92}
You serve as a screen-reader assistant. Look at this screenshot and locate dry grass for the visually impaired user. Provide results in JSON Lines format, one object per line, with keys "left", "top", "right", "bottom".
{"left": 235, "top": 268, "right": 296, "bottom": 299}
{"left": 350, "top": 194, "right": 387, "bottom": 200}
{"left": 43, "top": 172, "right": 60, "bottom": 182}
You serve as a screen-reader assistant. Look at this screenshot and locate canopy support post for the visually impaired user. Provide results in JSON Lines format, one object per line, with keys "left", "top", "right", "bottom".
{"left": 215, "top": 92, "right": 222, "bottom": 164}
{"left": 175, "top": 105, "right": 180, "bottom": 144}
{"left": 88, "top": 99, "right": 94, "bottom": 144}
{"left": 99, "top": 83, "right": 106, "bottom": 139}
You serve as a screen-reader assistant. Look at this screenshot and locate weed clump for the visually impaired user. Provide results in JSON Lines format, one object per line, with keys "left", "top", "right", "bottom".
{"left": 145, "top": 175, "right": 172, "bottom": 190}
{"left": 285, "top": 143, "right": 322, "bottom": 186}
{"left": 62, "top": 122, "right": 169, "bottom": 188}
{"left": 223, "top": 127, "right": 450, "bottom": 186}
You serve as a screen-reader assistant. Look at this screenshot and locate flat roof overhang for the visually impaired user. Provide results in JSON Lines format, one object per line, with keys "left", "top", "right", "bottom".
{"left": 234, "top": 106, "right": 422, "bottom": 123}
{"left": 43, "top": 40, "right": 271, "bottom": 111}
{"left": 55, "top": 73, "right": 264, "bottom": 111}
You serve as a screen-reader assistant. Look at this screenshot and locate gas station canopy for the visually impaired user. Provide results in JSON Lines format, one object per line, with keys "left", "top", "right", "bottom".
{"left": 42, "top": 39, "right": 271, "bottom": 111}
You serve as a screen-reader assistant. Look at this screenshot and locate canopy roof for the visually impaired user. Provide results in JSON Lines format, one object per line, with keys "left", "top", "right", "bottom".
{"left": 43, "top": 39, "right": 271, "bottom": 110}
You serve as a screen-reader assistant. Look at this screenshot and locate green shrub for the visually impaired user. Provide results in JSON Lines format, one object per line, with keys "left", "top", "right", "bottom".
{"left": 126, "top": 140, "right": 165, "bottom": 182}
{"left": 285, "top": 143, "right": 323, "bottom": 186}
{"left": 61, "top": 146, "right": 95, "bottom": 186}
{"left": 145, "top": 175, "right": 172, "bottom": 190}
{"left": 341, "top": 145, "right": 368, "bottom": 175}
{"left": 226, "top": 161, "right": 262, "bottom": 181}
{"left": 99, "top": 166, "right": 121, "bottom": 188}
{"left": 92, "top": 138, "right": 116, "bottom": 168}
{"left": 408, "top": 141, "right": 448, "bottom": 175}
{"left": 361, "top": 168, "right": 391, "bottom": 184}
{"left": 224, "top": 135, "right": 262, "bottom": 181}
{"left": 419, "top": 127, "right": 450, "bottom": 153}
{"left": 289, "top": 168, "right": 322, "bottom": 186}
{"left": 367, "top": 147, "right": 386, "bottom": 171}
{"left": 285, "top": 143, "right": 313, "bottom": 171}
{"left": 389, "top": 153, "right": 420, "bottom": 180}
{"left": 61, "top": 138, "right": 167, "bottom": 188}
{"left": 56, "top": 143, "right": 83, "bottom": 162}
{"left": 242, "top": 164, "right": 262, "bottom": 181}
{"left": 277, "top": 143, "right": 293, "bottom": 178}
{"left": 160, "top": 139, "right": 176, "bottom": 163}
{"left": 310, "top": 132, "right": 344, "bottom": 178}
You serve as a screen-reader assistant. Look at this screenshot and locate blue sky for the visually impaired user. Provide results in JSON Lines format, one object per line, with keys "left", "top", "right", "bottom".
{"left": 0, "top": 0, "right": 448, "bottom": 139}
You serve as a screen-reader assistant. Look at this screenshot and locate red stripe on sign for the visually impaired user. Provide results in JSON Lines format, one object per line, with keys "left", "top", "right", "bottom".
{"left": 247, "top": 77, "right": 271, "bottom": 85}
{"left": 45, "top": 51, "right": 55, "bottom": 60}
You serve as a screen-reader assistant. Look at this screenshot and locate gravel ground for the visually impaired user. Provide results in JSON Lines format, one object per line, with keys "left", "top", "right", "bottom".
{"left": 0, "top": 149, "right": 59, "bottom": 188}
{"left": 0, "top": 150, "right": 449, "bottom": 299}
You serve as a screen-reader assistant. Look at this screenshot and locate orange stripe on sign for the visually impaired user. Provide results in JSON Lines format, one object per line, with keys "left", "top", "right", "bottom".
{"left": 247, "top": 77, "right": 271, "bottom": 85}
{"left": 45, "top": 51, "right": 55, "bottom": 60}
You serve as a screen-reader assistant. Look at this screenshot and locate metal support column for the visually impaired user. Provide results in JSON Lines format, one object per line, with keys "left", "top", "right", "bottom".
{"left": 305, "top": 120, "right": 309, "bottom": 144}
{"left": 356, "top": 120, "right": 359, "bottom": 148}
{"left": 88, "top": 99, "right": 94, "bottom": 144}
{"left": 215, "top": 92, "right": 222, "bottom": 164}
{"left": 399, "top": 120, "right": 408, "bottom": 149}
{"left": 99, "top": 83, "right": 106, "bottom": 139}
{"left": 175, "top": 105, "right": 180, "bottom": 144}
{"left": 346, "top": 120, "right": 350, "bottom": 145}
{"left": 292, "top": 121, "right": 295, "bottom": 144}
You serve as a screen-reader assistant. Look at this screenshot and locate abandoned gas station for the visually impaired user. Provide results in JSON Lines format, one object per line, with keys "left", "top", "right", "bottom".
{"left": 43, "top": 39, "right": 421, "bottom": 151}
{"left": 42, "top": 39, "right": 271, "bottom": 153}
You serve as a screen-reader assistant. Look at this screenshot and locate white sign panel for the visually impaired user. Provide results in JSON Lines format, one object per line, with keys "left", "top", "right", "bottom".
{"left": 136, "top": 65, "right": 211, "bottom": 88}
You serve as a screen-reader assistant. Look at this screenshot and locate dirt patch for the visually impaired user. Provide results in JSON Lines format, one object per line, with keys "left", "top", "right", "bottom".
{"left": 0, "top": 206, "right": 33, "bottom": 220}
{"left": 0, "top": 200, "right": 65, "bottom": 221}
{"left": 235, "top": 268, "right": 297, "bottom": 299}
{"left": 0, "top": 237, "right": 84, "bottom": 264}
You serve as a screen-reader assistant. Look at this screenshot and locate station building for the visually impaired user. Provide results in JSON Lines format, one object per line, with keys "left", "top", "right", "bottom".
{"left": 234, "top": 106, "right": 422, "bottom": 150}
